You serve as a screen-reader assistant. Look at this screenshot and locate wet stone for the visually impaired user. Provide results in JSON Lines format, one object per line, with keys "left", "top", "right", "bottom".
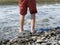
{"left": 36, "top": 38, "right": 47, "bottom": 44}
{"left": 41, "top": 43, "right": 46, "bottom": 45}
{"left": 50, "top": 31, "right": 56, "bottom": 36}
{"left": 9, "top": 37, "right": 19, "bottom": 44}
{"left": 0, "top": 40, "right": 2, "bottom": 45}
{"left": 41, "top": 37, "right": 46, "bottom": 40}
{"left": 46, "top": 35, "right": 51, "bottom": 39}
{"left": 1, "top": 39, "right": 10, "bottom": 44}
{"left": 31, "top": 36, "right": 37, "bottom": 42}
{"left": 57, "top": 41, "right": 60, "bottom": 45}
{"left": 56, "top": 29, "right": 60, "bottom": 34}
{"left": 46, "top": 43, "right": 52, "bottom": 45}
{"left": 35, "top": 39, "right": 42, "bottom": 44}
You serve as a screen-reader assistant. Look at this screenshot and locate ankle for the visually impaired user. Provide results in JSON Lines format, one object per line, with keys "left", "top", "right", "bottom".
{"left": 31, "top": 30, "right": 35, "bottom": 33}
{"left": 20, "top": 31, "right": 23, "bottom": 33}
{"left": 19, "top": 29, "right": 23, "bottom": 33}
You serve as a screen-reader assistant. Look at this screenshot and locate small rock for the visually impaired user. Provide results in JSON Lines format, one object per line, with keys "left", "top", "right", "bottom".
{"left": 55, "top": 43, "right": 59, "bottom": 45}
{"left": 41, "top": 43, "right": 46, "bottom": 45}
{"left": 56, "top": 29, "right": 60, "bottom": 34}
{"left": 18, "top": 38, "right": 29, "bottom": 43}
{"left": 11, "top": 42, "right": 20, "bottom": 45}
{"left": 57, "top": 41, "right": 60, "bottom": 45}
{"left": 9, "top": 37, "right": 18, "bottom": 44}
{"left": 0, "top": 40, "right": 2, "bottom": 45}
{"left": 41, "top": 37, "right": 46, "bottom": 40}
{"left": 28, "top": 38, "right": 34, "bottom": 42}
{"left": 6, "top": 42, "right": 11, "bottom": 45}
{"left": 46, "top": 43, "right": 52, "bottom": 45}
{"left": 31, "top": 36, "right": 37, "bottom": 42}
{"left": 46, "top": 35, "right": 51, "bottom": 39}
{"left": 36, "top": 36, "right": 47, "bottom": 44}
{"left": 36, "top": 38, "right": 43, "bottom": 44}
{"left": 44, "top": 31, "right": 49, "bottom": 36}
{"left": 2, "top": 39, "right": 10, "bottom": 44}
{"left": 50, "top": 31, "right": 56, "bottom": 36}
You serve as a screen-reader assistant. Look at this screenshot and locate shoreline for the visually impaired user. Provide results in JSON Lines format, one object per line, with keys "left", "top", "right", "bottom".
{"left": 0, "top": 3, "right": 60, "bottom": 6}
{"left": 0, "top": 27, "right": 60, "bottom": 45}
{"left": 0, "top": 2, "right": 60, "bottom": 5}
{"left": 0, "top": 0, "right": 60, "bottom": 5}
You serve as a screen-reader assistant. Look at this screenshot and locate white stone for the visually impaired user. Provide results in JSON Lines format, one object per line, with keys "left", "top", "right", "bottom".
{"left": 58, "top": 41, "right": 60, "bottom": 44}
{"left": 36, "top": 39, "right": 42, "bottom": 43}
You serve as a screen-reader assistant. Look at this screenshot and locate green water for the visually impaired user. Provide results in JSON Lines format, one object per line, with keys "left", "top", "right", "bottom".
{"left": 0, "top": 0, "right": 60, "bottom": 5}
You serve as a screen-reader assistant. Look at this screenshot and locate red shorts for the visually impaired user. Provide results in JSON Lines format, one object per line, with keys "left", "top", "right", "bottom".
{"left": 19, "top": 0, "right": 37, "bottom": 15}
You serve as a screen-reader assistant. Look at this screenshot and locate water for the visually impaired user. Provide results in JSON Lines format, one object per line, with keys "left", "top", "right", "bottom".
{"left": 0, "top": 4, "right": 60, "bottom": 39}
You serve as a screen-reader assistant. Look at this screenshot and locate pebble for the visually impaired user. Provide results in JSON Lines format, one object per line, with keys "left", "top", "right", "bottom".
{"left": 57, "top": 41, "right": 60, "bottom": 45}
{"left": 36, "top": 39, "right": 43, "bottom": 43}
{"left": 46, "top": 43, "right": 52, "bottom": 45}
{"left": 0, "top": 29, "right": 60, "bottom": 45}
{"left": 41, "top": 43, "right": 46, "bottom": 45}
{"left": 1, "top": 39, "right": 9, "bottom": 44}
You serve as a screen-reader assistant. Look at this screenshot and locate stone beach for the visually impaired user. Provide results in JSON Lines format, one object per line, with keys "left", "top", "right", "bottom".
{"left": 0, "top": 27, "right": 60, "bottom": 45}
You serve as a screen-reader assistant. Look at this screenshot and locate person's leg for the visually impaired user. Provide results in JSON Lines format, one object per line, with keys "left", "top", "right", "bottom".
{"left": 20, "top": 15, "right": 25, "bottom": 33}
{"left": 28, "top": 0, "right": 37, "bottom": 33}
{"left": 31, "top": 14, "right": 35, "bottom": 33}
{"left": 19, "top": 0, "right": 27, "bottom": 33}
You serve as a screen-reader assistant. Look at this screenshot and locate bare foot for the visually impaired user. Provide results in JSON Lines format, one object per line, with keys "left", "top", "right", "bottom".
{"left": 19, "top": 30, "right": 23, "bottom": 33}
{"left": 31, "top": 30, "right": 35, "bottom": 33}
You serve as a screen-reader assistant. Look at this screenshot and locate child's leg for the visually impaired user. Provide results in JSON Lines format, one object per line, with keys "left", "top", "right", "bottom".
{"left": 20, "top": 15, "right": 25, "bottom": 32}
{"left": 28, "top": 0, "right": 37, "bottom": 33}
{"left": 19, "top": 0, "right": 27, "bottom": 33}
{"left": 31, "top": 14, "right": 35, "bottom": 33}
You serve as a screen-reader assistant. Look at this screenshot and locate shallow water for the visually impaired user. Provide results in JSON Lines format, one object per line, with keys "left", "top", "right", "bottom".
{"left": 0, "top": 4, "right": 60, "bottom": 39}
